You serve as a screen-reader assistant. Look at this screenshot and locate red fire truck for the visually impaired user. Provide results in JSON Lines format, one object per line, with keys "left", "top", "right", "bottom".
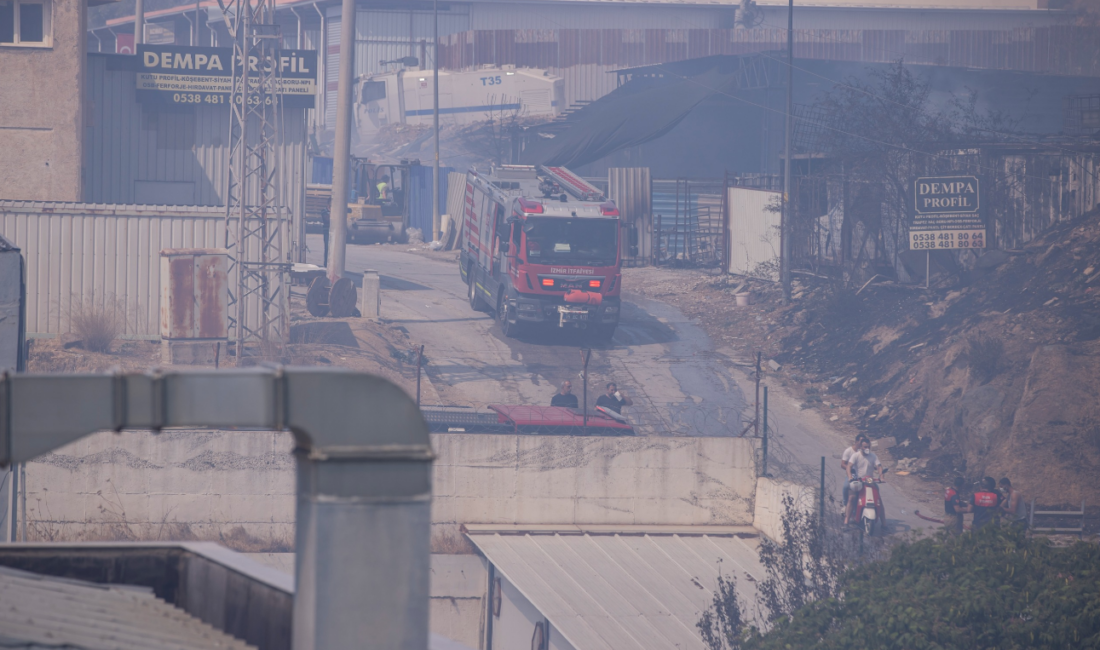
{"left": 459, "top": 165, "right": 622, "bottom": 340}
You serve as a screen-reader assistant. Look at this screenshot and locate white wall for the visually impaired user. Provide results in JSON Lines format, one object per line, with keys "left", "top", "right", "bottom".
{"left": 727, "top": 187, "right": 782, "bottom": 281}
{"left": 431, "top": 434, "right": 759, "bottom": 550}
{"left": 20, "top": 432, "right": 759, "bottom": 552}
{"left": 432, "top": 554, "right": 489, "bottom": 649}
{"left": 751, "top": 476, "right": 817, "bottom": 542}
{"left": 493, "top": 574, "right": 574, "bottom": 650}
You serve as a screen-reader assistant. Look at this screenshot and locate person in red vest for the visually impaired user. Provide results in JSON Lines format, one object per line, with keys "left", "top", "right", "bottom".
{"left": 966, "top": 476, "right": 1003, "bottom": 530}
{"left": 943, "top": 476, "right": 966, "bottom": 535}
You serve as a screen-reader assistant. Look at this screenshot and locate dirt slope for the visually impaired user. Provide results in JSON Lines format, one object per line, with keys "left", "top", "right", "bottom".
{"left": 627, "top": 209, "right": 1100, "bottom": 506}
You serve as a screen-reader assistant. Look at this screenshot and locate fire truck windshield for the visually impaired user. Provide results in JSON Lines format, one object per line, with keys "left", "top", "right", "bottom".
{"left": 523, "top": 218, "right": 617, "bottom": 267}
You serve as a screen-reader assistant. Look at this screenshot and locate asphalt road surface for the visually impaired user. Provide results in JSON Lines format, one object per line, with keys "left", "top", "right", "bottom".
{"left": 309, "top": 236, "right": 937, "bottom": 535}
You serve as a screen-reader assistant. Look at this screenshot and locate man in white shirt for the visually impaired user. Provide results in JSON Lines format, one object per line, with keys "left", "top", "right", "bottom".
{"left": 845, "top": 437, "right": 883, "bottom": 525}
{"left": 841, "top": 434, "right": 868, "bottom": 507}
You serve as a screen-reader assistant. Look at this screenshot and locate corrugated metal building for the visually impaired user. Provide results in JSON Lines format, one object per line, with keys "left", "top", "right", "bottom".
{"left": 466, "top": 527, "right": 765, "bottom": 650}
{"left": 92, "top": 1, "right": 1090, "bottom": 139}
{"left": 84, "top": 54, "right": 308, "bottom": 261}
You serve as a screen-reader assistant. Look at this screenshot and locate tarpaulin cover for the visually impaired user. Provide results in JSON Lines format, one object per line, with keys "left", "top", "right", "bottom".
{"left": 520, "top": 58, "right": 746, "bottom": 169}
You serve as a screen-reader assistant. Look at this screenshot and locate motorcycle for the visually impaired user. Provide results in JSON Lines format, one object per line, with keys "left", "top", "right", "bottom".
{"left": 855, "top": 475, "right": 887, "bottom": 536}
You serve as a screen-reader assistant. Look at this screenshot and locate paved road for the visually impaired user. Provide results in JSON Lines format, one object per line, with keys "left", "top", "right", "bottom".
{"left": 310, "top": 236, "right": 936, "bottom": 534}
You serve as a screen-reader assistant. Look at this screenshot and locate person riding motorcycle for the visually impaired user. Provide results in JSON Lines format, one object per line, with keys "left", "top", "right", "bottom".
{"left": 845, "top": 437, "right": 884, "bottom": 526}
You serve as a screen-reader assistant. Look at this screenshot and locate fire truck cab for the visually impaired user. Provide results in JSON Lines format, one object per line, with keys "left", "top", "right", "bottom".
{"left": 459, "top": 165, "right": 622, "bottom": 341}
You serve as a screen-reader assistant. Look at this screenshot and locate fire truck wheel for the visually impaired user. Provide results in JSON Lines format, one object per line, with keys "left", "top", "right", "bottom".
{"left": 468, "top": 272, "right": 487, "bottom": 312}
{"left": 498, "top": 297, "right": 522, "bottom": 339}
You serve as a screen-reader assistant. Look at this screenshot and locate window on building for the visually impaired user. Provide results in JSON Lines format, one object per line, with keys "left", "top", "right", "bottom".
{"left": 0, "top": 0, "right": 50, "bottom": 46}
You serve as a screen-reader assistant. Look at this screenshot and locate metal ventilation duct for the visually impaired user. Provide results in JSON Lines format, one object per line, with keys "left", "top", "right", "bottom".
{"left": 0, "top": 368, "right": 432, "bottom": 650}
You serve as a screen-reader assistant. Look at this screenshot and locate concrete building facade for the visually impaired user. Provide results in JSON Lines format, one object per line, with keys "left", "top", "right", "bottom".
{"left": 1, "top": 0, "right": 96, "bottom": 201}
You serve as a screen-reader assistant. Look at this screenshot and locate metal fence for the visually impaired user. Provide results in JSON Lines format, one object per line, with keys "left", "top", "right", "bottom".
{"left": 0, "top": 202, "right": 226, "bottom": 338}
{"left": 784, "top": 144, "right": 1100, "bottom": 281}
{"left": 651, "top": 179, "right": 725, "bottom": 268}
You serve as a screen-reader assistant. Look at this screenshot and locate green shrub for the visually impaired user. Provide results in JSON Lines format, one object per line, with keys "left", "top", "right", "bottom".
{"left": 743, "top": 526, "right": 1100, "bottom": 650}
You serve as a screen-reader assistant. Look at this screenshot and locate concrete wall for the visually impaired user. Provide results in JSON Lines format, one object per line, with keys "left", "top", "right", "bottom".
{"left": 430, "top": 434, "right": 758, "bottom": 551}
{"left": 0, "top": 0, "right": 85, "bottom": 201}
{"left": 20, "top": 432, "right": 758, "bottom": 551}
{"left": 431, "top": 554, "right": 488, "bottom": 649}
{"left": 23, "top": 429, "right": 296, "bottom": 548}
{"left": 751, "top": 477, "right": 817, "bottom": 543}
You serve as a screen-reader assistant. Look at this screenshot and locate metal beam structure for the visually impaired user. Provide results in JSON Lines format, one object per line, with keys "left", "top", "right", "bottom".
{"left": 219, "top": 0, "right": 292, "bottom": 357}
{"left": 0, "top": 368, "right": 432, "bottom": 650}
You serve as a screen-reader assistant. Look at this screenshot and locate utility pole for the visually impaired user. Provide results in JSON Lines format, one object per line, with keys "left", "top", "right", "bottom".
{"left": 415, "top": 345, "right": 425, "bottom": 407}
{"left": 329, "top": 0, "right": 355, "bottom": 281}
{"left": 780, "top": 0, "right": 793, "bottom": 304}
{"left": 580, "top": 349, "right": 591, "bottom": 433}
{"left": 135, "top": 0, "right": 144, "bottom": 44}
{"left": 223, "top": 0, "right": 290, "bottom": 360}
{"left": 432, "top": 0, "right": 441, "bottom": 242}
{"left": 762, "top": 386, "right": 769, "bottom": 477}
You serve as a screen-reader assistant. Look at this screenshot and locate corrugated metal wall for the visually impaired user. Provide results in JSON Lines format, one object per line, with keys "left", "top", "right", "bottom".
{"left": 0, "top": 202, "right": 225, "bottom": 338}
{"left": 324, "top": 5, "right": 472, "bottom": 123}
{"left": 440, "top": 26, "right": 1100, "bottom": 79}
{"left": 608, "top": 168, "right": 651, "bottom": 263}
{"left": 85, "top": 54, "right": 308, "bottom": 263}
{"left": 789, "top": 147, "right": 1100, "bottom": 281}
{"left": 468, "top": 3, "right": 730, "bottom": 31}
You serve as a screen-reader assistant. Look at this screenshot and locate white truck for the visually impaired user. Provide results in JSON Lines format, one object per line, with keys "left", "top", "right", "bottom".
{"left": 354, "top": 65, "right": 564, "bottom": 139}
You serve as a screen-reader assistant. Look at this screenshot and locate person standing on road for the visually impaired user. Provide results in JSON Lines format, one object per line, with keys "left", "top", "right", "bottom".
{"left": 844, "top": 437, "right": 883, "bottom": 526}
{"left": 999, "top": 477, "right": 1028, "bottom": 528}
{"left": 968, "top": 477, "right": 1003, "bottom": 530}
{"left": 551, "top": 381, "right": 579, "bottom": 408}
{"left": 596, "top": 382, "right": 633, "bottom": 414}
{"left": 943, "top": 476, "right": 966, "bottom": 535}
{"left": 841, "top": 435, "right": 868, "bottom": 512}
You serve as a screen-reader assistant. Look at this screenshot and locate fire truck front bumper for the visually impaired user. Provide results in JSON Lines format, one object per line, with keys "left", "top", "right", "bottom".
{"left": 512, "top": 295, "right": 620, "bottom": 329}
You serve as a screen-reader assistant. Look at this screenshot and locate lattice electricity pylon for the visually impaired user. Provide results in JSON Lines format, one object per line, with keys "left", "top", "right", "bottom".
{"left": 218, "top": 0, "right": 289, "bottom": 357}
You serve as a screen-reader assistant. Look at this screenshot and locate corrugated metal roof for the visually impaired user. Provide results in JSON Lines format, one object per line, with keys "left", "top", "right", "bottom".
{"left": 0, "top": 565, "right": 257, "bottom": 650}
{"left": 467, "top": 531, "right": 765, "bottom": 650}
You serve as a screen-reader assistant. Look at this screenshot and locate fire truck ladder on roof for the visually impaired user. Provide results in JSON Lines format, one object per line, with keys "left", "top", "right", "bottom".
{"left": 540, "top": 166, "right": 606, "bottom": 202}
{"left": 217, "top": 0, "right": 290, "bottom": 360}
